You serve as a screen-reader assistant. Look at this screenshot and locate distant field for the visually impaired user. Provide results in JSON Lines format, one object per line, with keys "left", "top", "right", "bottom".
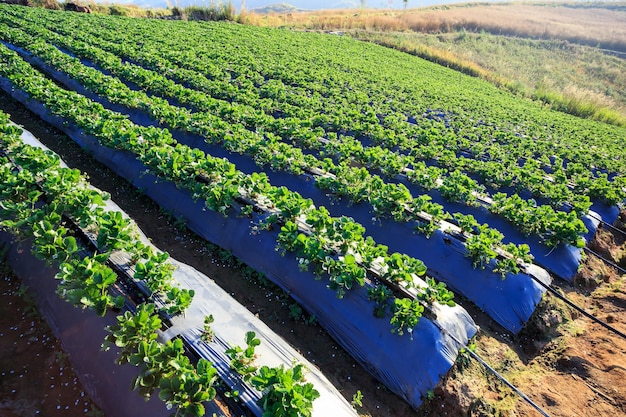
{"left": 243, "top": 1, "right": 626, "bottom": 125}
{"left": 354, "top": 30, "right": 626, "bottom": 122}
{"left": 244, "top": 2, "right": 626, "bottom": 51}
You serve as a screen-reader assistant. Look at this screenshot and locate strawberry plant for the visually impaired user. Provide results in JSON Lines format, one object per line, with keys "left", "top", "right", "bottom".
{"left": 250, "top": 363, "right": 320, "bottom": 417}
{"left": 390, "top": 298, "right": 424, "bottom": 339}
{"left": 133, "top": 251, "right": 176, "bottom": 293}
{"left": 31, "top": 209, "right": 78, "bottom": 264}
{"left": 95, "top": 210, "right": 135, "bottom": 252}
{"left": 327, "top": 254, "right": 366, "bottom": 299}
{"left": 418, "top": 277, "right": 455, "bottom": 306}
{"left": 453, "top": 213, "right": 479, "bottom": 234}
{"left": 226, "top": 331, "right": 261, "bottom": 382}
{"left": 56, "top": 254, "right": 125, "bottom": 316}
{"left": 465, "top": 224, "right": 501, "bottom": 269}
{"left": 367, "top": 284, "right": 393, "bottom": 318}
{"left": 157, "top": 355, "right": 218, "bottom": 417}
{"left": 102, "top": 303, "right": 162, "bottom": 364}
{"left": 439, "top": 170, "right": 483, "bottom": 205}
{"left": 163, "top": 286, "right": 195, "bottom": 316}
{"left": 382, "top": 253, "right": 427, "bottom": 286}
{"left": 200, "top": 314, "right": 215, "bottom": 343}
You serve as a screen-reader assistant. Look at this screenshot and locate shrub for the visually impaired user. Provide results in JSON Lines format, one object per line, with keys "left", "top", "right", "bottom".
{"left": 183, "top": 2, "right": 235, "bottom": 22}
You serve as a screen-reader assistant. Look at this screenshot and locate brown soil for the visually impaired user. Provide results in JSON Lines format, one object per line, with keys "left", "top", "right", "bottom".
{"left": 0, "top": 261, "right": 101, "bottom": 417}
{"left": 2, "top": 90, "right": 626, "bottom": 417}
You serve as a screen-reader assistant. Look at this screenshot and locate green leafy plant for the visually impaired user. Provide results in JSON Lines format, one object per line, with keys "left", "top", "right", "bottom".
{"left": 56, "top": 254, "right": 125, "bottom": 316}
{"left": 133, "top": 251, "right": 176, "bottom": 293}
{"left": 367, "top": 284, "right": 392, "bottom": 318}
{"left": 163, "top": 287, "right": 195, "bottom": 316}
{"left": 390, "top": 298, "right": 424, "bottom": 339}
{"left": 453, "top": 213, "right": 479, "bottom": 234}
{"left": 250, "top": 363, "right": 320, "bottom": 417}
{"left": 200, "top": 314, "right": 215, "bottom": 343}
{"left": 351, "top": 390, "right": 363, "bottom": 408}
{"left": 465, "top": 224, "right": 502, "bottom": 269}
{"left": 102, "top": 303, "right": 162, "bottom": 364}
{"left": 418, "top": 277, "right": 455, "bottom": 306}
{"left": 325, "top": 254, "right": 366, "bottom": 299}
{"left": 95, "top": 210, "right": 135, "bottom": 252}
{"left": 226, "top": 331, "right": 261, "bottom": 382}
{"left": 456, "top": 341, "right": 476, "bottom": 371}
{"left": 31, "top": 209, "right": 78, "bottom": 264}
{"left": 157, "top": 355, "right": 218, "bottom": 417}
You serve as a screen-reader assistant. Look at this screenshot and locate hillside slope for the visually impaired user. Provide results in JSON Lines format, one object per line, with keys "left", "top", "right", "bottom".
{"left": 243, "top": 1, "right": 626, "bottom": 124}
{"left": 0, "top": 4, "right": 625, "bottom": 417}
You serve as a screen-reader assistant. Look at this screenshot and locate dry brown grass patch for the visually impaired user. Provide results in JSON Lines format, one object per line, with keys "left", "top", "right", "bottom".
{"left": 245, "top": 3, "right": 626, "bottom": 51}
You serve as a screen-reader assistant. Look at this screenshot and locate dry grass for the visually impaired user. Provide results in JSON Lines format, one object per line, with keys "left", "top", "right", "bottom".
{"left": 242, "top": 2, "right": 626, "bottom": 125}
{"left": 243, "top": 2, "right": 626, "bottom": 52}
{"left": 86, "top": 2, "right": 171, "bottom": 17}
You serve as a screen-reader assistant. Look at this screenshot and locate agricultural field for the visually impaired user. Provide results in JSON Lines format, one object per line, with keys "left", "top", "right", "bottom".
{"left": 244, "top": 1, "right": 626, "bottom": 126}
{"left": 0, "top": 3, "right": 625, "bottom": 417}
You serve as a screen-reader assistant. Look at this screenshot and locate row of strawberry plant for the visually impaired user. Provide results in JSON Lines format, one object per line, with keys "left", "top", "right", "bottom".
{"left": 4, "top": 8, "right": 612, "bottom": 226}
{"left": 0, "top": 112, "right": 329, "bottom": 417}
{"left": 105, "top": 305, "right": 321, "bottom": 417}
{"left": 20, "top": 3, "right": 620, "bottom": 206}
{"left": 0, "top": 42, "right": 458, "bottom": 334}
{"left": 0, "top": 123, "right": 193, "bottom": 316}
{"left": 0, "top": 116, "right": 223, "bottom": 416}
{"left": 41, "top": 15, "right": 624, "bottom": 209}
{"left": 0, "top": 21, "right": 552, "bottom": 275}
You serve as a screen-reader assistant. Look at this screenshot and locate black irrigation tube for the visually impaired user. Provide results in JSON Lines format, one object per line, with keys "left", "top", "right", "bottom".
{"left": 530, "top": 274, "right": 626, "bottom": 341}
{"left": 599, "top": 219, "right": 626, "bottom": 238}
{"left": 584, "top": 246, "right": 626, "bottom": 275}
{"left": 585, "top": 211, "right": 626, "bottom": 238}
{"left": 465, "top": 349, "right": 552, "bottom": 417}
{"left": 435, "top": 324, "right": 553, "bottom": 417}
{"left": 435, "top": 244, "right": 626, "bottom": 417}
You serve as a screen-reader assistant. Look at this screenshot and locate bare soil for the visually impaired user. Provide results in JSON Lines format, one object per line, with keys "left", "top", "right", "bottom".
{"left": 0, "top": 262, "right": 100, "bottom": 417}
{"left": 1, "top": 90, "right": 626, "bottom": 417}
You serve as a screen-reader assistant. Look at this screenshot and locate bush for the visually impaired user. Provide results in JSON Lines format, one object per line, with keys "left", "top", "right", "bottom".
{"left": 108, "top": 5, "right": 129, "bottom": 16}
{"left": 29, "top": 0, "right": 62, "bottom": 9}
{"left": 183, "top": 2, "right": 235, "bottom": 22}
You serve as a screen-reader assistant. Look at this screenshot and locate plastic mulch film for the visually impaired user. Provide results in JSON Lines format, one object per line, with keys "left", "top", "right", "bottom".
{"left": 0, "top": 232, "right": 177, "bottom": 417}
{"left": 1, "top": 76, "right": 478, "bottom": 411}
{"left": 1, "top": 45, "right": 554, "bottom": 330}
{"left": 398, "top": 180, "right": 602, "bottom": 281}
{"left": 7, "top": 124, "right": 360, "bottom": 416}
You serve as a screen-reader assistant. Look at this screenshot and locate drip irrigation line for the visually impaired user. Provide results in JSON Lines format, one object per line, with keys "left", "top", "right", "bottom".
{"left": 584, "top": 247, "right": 626, "bottom": 275}
{"left": 588, "top": 211, "right": 626, "bottom": 237}
{"left": 599, "top": 220, "right": 626, "bottom": 237}
{"left": 530, "top": 275, "right": 626, "bottom": 341}
{"left": 435, "top": 325, "right": 552, "bottom": 417}
{"left": 465, "top": 348, "right": 552, "bottom": 417}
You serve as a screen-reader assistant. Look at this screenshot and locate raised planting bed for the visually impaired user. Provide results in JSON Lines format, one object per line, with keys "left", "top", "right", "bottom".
{"left": 0, "top": 117, "right": 358, "bottom": 417}
{"left": 0, "top": 61, "right": 477, "bottom": 411}
{"left": 0, "top": 37, "right": 552, "bottom": 333}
